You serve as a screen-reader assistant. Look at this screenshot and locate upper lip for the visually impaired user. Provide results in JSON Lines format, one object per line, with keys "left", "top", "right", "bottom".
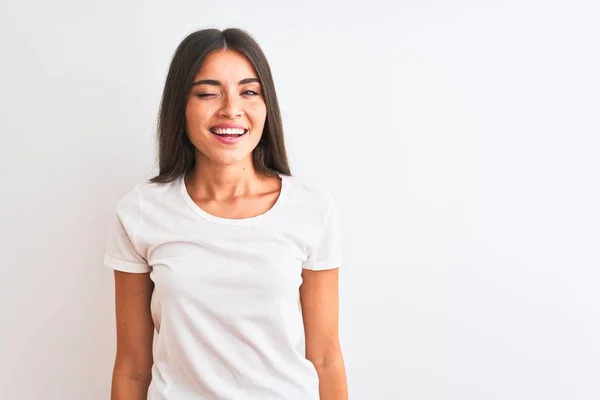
{"left": 210, "top": 124, "right": 247, "bottom": 130}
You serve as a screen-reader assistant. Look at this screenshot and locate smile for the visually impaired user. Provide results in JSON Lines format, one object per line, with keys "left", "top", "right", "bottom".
{"left": 209, "top": 127, "right": 247, "bottom": 145}
{"left": 210, "top": 128, "right": 247, "bottom": 136}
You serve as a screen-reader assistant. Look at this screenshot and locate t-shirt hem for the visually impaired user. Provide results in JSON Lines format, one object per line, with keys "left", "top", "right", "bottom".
{"left": 104, "top": 255, "right": 151, "bottom": 273}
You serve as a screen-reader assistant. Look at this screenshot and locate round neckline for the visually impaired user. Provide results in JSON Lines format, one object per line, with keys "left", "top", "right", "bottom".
{"left": 179, "top": 173, "right": 290, "bottom": 225}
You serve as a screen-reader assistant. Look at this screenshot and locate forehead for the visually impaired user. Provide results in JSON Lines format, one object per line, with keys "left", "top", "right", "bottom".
{"left": 194, "top": 49, "right": 258, "bottom": 82}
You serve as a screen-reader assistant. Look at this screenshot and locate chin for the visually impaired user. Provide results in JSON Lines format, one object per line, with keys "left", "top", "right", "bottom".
{"left": 209, "top": 152, "right": 252, "bottom": 167}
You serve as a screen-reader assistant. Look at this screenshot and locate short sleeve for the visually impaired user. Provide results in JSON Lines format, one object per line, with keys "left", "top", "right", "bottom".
{"left": 103, "top": 188, "right": 151, "bottom": 273}
{"left": 301, "top": 196, "right": 343, "bottom": 271}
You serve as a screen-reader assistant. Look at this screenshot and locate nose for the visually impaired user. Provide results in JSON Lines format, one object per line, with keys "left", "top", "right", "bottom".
{"left": 218, "top": 93, "right": 243, "bottom": 119}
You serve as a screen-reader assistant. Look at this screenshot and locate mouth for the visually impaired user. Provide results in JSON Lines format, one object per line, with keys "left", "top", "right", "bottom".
{"left": 209, "top": 127, "right": 248, "bottom": 144}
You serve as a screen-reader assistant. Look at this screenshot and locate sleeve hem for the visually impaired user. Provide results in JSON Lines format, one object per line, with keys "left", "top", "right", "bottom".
{"left": 104, "top": 255, "right": 151, "bottom": 273}
{"left": 301, "top": 258, "right": 342, "bottom": 271}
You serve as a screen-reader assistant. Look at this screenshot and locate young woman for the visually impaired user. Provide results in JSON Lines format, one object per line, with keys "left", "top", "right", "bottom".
{"left": 104, "top": 28, "right": 347, "bottom": 400}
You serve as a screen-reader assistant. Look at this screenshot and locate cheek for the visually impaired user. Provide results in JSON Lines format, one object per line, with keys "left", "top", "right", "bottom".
{"left": 248, "top": 103, "right": 267, "bottom": 127}
{"left": 186, "top": 102, "right": 212, "bottom": 127}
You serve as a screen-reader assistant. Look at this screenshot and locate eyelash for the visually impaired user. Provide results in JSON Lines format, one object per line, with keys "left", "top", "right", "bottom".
{"left": 195, "top": 90, "right": 260, "bottom": 99}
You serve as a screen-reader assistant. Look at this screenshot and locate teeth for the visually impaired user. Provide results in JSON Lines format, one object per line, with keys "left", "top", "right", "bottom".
{"left": 212, "top": 128, "right": 246, "bottom": 135}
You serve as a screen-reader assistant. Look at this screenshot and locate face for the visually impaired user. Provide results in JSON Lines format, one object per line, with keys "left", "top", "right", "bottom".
{"left": 185, "top": 49, "right": 267, "bottom": 168}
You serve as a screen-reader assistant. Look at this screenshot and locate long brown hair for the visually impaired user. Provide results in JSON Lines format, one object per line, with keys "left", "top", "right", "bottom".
{"left": 149, "top": 28, "right": 291, "bottom": 184}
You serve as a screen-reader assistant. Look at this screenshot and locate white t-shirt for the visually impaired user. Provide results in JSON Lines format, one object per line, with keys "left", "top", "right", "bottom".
{"left": 103, "top": 173, "right": 342, "bottom": 400}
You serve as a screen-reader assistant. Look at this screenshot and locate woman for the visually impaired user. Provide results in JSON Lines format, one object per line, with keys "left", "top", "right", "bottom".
{"left": 104, "top": 28, "right": 348, "bottom": 400}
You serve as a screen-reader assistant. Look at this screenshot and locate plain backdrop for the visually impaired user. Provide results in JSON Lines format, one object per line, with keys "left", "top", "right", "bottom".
{"left": 0, "top": 0, "right": 598, "bottom": 399}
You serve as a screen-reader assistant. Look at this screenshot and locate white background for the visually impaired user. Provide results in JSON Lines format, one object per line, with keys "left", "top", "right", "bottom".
{"left": 0, "top": 0, "right": 598, "bottom": 399}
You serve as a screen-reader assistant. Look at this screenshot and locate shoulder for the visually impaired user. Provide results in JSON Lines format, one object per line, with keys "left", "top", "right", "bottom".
{"left": 282, "top": 174, "right": 337, "bottom": 215}
{"left": 113, "top": 175, "right": 182, "bottom": 215}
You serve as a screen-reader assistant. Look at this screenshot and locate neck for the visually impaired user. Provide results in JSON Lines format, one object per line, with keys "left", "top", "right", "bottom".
{"left": 185, "top": 154, "right": 264, "bottom": 201}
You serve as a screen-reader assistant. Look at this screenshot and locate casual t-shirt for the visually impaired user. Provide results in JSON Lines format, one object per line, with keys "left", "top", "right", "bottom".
{"left": 103, "top": 173, "right": 342, "bottom": 400}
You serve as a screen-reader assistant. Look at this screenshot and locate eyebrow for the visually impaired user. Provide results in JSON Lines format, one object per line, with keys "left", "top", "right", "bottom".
{"left": 192, "top": 78, "right": 261, "bottom": 86}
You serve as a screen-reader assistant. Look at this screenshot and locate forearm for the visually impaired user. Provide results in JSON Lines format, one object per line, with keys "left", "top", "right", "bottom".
{"left": 314, "top": 358, "right": 348, "bottom": 400}
{"left": 111, "top": 371, "right": 151, "bottom": 400}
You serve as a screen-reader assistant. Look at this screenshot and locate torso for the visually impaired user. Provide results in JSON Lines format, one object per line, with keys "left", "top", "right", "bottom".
{"left": 106, "top": 173, "right": 340, "bottom": 399}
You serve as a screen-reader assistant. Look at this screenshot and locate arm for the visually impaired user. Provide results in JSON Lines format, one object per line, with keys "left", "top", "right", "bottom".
{"left": 111, "top": 270, "right": 155, "bottom": 400}
{"left": 300, "top": 267, "right": 348, "bottom": 400}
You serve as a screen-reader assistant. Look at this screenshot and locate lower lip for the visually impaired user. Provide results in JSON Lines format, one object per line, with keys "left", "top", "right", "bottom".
{"left": 212, "top": 132, "right": 246, "bottom": 145}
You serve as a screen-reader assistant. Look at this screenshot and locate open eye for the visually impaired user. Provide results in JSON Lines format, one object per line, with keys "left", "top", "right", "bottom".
{"left": 242, "top": 90, "right": 259, "bottom": 97}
